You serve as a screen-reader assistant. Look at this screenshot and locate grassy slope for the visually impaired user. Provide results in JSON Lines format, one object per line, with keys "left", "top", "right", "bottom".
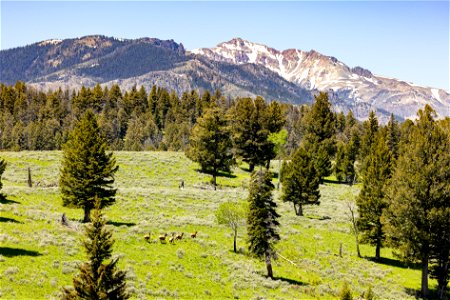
{"left": 0, "top": 151, "right": 425, "bottom": 299}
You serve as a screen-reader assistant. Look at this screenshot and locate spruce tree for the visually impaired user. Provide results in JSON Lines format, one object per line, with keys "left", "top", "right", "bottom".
{"left": 303, "top": 92, "right": 336, "bottom": 180}
{"left": 334, "top": 142, "right": 347, "bottom": 182}
{"left": 60, "top": 110, "right": 119, "bottom": 223}
{"left": 0, "top": 158, "right": 6, "bottom": 198}
{"left": 186, "top": 106, "right": 234, "bottom": 190}
{"left": 359, "top": 111, "right": 379, "bottom": 173}
{"left": 384, "top": 105, "right": 450, "bottom": 298}
{"left": 385, "top": 113, "right": 400, "bottom": 159}
{"left": 356, "top": 132, "right": 393, "bottom": 260}
{"left": 231, "top": 97, "right": 283, "bottom": 171}
{"left": 62, "top": 199, "right": 129, "bottom": 300}
{"left": 281, "top": 146, "right": 320, "bottom": 216}
{"left": 247, "top": 169, "right": 280, "bottom": 279}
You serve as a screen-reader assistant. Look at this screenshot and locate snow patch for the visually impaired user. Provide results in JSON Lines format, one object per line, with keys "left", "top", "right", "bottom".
{"left": 431, "top": 89, "right": 442, "bottom": 102}
{"left": 39, "top": 39, "right": 62, "bottom": 46}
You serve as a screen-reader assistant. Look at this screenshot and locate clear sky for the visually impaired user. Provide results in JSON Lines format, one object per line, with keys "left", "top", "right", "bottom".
{"left": 1, "top": 1, "right": 449, "bottom": 90}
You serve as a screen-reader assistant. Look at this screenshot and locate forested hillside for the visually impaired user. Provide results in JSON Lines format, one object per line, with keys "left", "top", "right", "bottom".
{"left": 1, "top": 81, "right": 449, "bottom": 298}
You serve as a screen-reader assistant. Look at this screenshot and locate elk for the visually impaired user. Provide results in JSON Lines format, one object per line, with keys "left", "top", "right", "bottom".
{"left": 144, "top": 232, "right": 151, "bottom": 242}
{"left": 175, "top": 232, "right": 184, "bottom": 241}
{"left": 190, "top": 231, "right": 198, "bottom": 238}
{"left": 159, "top": 233, "right": 168, "bottom": 243}
{"left": 169, "top": 233, "right": 176, "bottom": 244}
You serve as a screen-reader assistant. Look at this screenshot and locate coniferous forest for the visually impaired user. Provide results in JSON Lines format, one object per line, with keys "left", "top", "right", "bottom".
{"left": 1, "top": 81, "right": 449, "bottom": 299}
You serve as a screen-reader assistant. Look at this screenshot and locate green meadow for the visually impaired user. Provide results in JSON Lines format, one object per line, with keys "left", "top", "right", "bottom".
{"left": 0, "top": 151, "right": 426, "bottom": 299}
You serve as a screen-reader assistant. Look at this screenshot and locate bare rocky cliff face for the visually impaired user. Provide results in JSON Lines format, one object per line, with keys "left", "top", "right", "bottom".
{"left": 2, "top": 35, "right": 448, "bottom": 122}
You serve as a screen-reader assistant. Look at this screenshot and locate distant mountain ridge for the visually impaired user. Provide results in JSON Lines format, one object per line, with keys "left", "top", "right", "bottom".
{"left": 1, "top": 35, "right": 449, "bottom": 122}
{"left": 193, "top": 38, "right": 450, "bottom": 121}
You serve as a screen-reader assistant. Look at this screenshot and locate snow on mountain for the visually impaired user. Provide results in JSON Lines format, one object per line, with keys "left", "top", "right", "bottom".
{"left": 193, "top": 38, "right": 450, "bottom": 121}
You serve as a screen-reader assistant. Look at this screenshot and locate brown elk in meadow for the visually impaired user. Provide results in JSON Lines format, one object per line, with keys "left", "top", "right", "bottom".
{"left": 169, "top": 233, "right": 176, "bottom": 244}
{"left": 190, "top": 231, "right": 198, "bottom": 238}
{"left": 175, "top": 232, "right": 184, "bottom": 241}
{"left": 143, "top": 232, "right": 151, "bottom": 242}
{"left": 159, "top": 233, "right": 168, "bottom": 243}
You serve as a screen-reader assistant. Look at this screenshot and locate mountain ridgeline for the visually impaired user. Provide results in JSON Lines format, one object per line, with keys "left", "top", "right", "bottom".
{"left": 1, "top": 35, "right": 449, "bottom": 122}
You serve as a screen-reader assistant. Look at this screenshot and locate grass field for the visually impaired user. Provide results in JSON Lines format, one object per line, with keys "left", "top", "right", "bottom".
{"left": 0, "top": 151, "right": 427, "bottom": 299}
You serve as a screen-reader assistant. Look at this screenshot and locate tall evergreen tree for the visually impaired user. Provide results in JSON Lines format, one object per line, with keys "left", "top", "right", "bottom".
{"left": 0, "top": 158, "right": 6, "bottom": 198}
{"left": 359, "top": 111, "right": 379, "bottom": 168}
{"left": 384, "top": 105, "right": 450, "bottom": 298}
{"left": 281, "top": 146, "right": 320, "bottom": 216}
{"left": 356, "top": 132, "right": 393, "bottom": 260}
{"left": 62, "top": 199, "right": 129, "bottom": 300}
{"left": 303, "top": 92, "right": 336, "bottom": 180}
{"left": 59, "top": 110, "right": 119, "bottom": 223}
{"left": 335, "top": 128, "right": 359, "bottom": 184}
{"left": 385, "top": 113, "right": 400, "bottom": 159}
{"left": 186, "top": 106, "right": 234, "bottom": 190}
{"left": 247, "top": 169, "right": 280, "bottom": 279}
{"left": 231, "top": 97, "right": 283, "bottom": 171}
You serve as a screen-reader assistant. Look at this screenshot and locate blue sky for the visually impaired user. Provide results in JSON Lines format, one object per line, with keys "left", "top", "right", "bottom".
{"left": 1, "top": 1, "right": 449, "bottom": 90}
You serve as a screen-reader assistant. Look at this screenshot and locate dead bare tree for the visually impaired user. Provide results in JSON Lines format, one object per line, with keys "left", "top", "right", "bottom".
{"left": 346, "top": 199, "right": 361, "bottom": 258}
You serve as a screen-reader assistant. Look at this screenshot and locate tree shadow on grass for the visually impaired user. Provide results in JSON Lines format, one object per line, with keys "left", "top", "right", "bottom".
{"left": 196, "top": 169, "right": 237, "bottom": 179}
{"left": 322, "top": 179, "right": 352, "bottom": 185}
{"left": 272, "top": 276, "right": 307, "bottom": 286}
{"left": 0, "top": 217, "right": 22, "bottom": 223}
{"left": 0, "top": 247, "right": 42, "bottom": 257}
{"left": 405, "top": 287, "right": 448, "bottom": 299}
{"left": 306, "top": 214, "right": 331, "bottom": 221}
{"left": 366, "top": 257, "right": 421, "bottom": 270}
{"left": 0, "top": 196, "right": 19, "bottom": 204}
{"left": 107, "top": 220, "right": 136, "bottom": 227}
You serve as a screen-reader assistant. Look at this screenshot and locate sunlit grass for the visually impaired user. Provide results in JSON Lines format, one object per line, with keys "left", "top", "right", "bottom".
{"left": 0, "top": 151, "right": 424, "bottom": 299}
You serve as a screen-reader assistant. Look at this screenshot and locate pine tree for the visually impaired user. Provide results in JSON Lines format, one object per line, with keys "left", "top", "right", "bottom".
{"left": 231, "top": 97, "right": 283, "bottom": 171}
{"left": 0, "top": 158, "right": 6, "bottom": 199}
{"left": 334, "top": 142, "right": 347, "bottom": 182}
{"left": 356, "top": 132, "right": 393, "bottom": 260}
{"left": 247, "top": 169, "right": 280, "bottom": 279}
{"left": 359, "top": 111, "right": 379, "bottom": 172}
{"left": 59, "top": 110, "right": 119, "bottom": 223}
{"left": 62, "top": 199, "right": 129, "bottom": 299}
{"left": 281, "top": 146, "right": 320, "bottom": 216}
{"left": 335, "top": 128, "right": 360, "bottom": 184}
{"left": 386, "top": 113, "right": 400, "bottom": 159}
{"left": 186, "top": 106, "right": 234, "bottom": 190}
{"left": 384, "top": 105, "right": 450, "bottom": 298}
{"left": 303, "top": 92, "right": 336, "bottom": 180}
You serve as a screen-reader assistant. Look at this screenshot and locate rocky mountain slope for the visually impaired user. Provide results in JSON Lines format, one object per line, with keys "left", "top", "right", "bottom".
{"left": 193, "top": 38, "right": 450, "bottom": 121}
{"left": 1, "top": 35, "right": 448, "bottom": 121}
{"left": 1, "top": 35, "right": 312, "bottom": 106}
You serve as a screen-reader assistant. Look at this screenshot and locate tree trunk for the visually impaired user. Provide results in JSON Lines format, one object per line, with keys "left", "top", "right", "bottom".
{"left": 437, "top": 256, "right": 448, "bottom": 300}
{"left": 265, "top": 251, "right": 273, "bottom": 279}
{"left": 266, "top": 160, "right": 270, "bottom": 170}
{"left": 437, "top": 257, "right": 448, "bottom": 300}
{"left": 27, "top": 167, "right": 32, "bottom": 188}
{"left": 83, "top": 207, "right": 91, "bottom": 223}
{"left": 249, "top": 163, "right": 255, "bottom": 172}
{"left": 233, "top": 228, "right": 237, "bottom": 253}
{"left": 212, "top": 171, "right": 217, "bottom": 191}
{"left": 277, "top": 159, "right": 281, "bottom": 190}
{"left": 355, "top": 236, "right": 361, "bottom": 258}
{"left": 297, "top": 204, "right": 303, "bottom": 216}
{"left": 375, "top": 239, "right": 381, "bottom": 261}
{"left": 422, "top": 252, "right": 429, "bottom": 298}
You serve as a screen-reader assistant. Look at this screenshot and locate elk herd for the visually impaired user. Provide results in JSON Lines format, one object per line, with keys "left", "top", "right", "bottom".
{"left": 144, "top": 231, "right": 197, "bottom": 244}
